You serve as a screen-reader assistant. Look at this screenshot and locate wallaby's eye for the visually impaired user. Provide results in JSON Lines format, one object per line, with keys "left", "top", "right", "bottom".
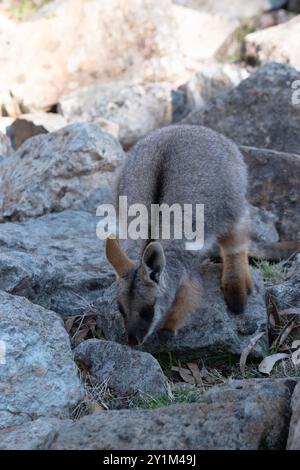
{"left": 118, "top": 302, "right": 125, "bottom": 318}
{"left": 139, "top": 306, "right": 154, "bottom": 321}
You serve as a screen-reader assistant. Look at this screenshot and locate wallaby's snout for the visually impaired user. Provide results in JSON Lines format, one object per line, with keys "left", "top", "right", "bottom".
{"left": 105, "top": 236, "right": 166, "bottom": 345}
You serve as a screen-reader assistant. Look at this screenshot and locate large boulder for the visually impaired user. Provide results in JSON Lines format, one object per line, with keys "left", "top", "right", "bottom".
{"left": 241, "top": 146, "right": 300, "bottom": 241}
{"left": 0, "top": 210, "right": 113, "bottom": 317}
{"left": 96, "top": 264, "right": 268, "bottom": 360}
{"left": 243, "top": 16, "right": 300, "bottom": 70}
{"left": 184, "top": 63, "right": 300, "bottom": 155}
{"left": 75, "top": 339, "right": 167, "bottom": 396}
{"left": 58, "top": 81, "right": 174, "bottom": 148}
{"left": 0, "top": 0, "right": 239, "bottom": 111}
{"left": 0, "top": 291, "right": 83, "bottom": 429}
{"left": 0, "top": 379, "right": 295, "bottom": 449}
{"left": 0, "top": 122, "right": 124, "bottom": 222}
{"left": 287, "top": 382, "right": 300, "bottom": 450}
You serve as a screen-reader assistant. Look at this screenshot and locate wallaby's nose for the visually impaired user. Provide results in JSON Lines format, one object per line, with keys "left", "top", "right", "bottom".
{"left": 128, "top": 333, "right": 139, "bottom": 347}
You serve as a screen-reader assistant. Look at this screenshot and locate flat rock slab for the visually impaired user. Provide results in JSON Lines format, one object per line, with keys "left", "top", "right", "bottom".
{"left": 184, "top": 63, "right": 300, "bottom": 155}
{"left": 0, "top": 291, "right": 83, "bottom": 430}
{"left": 0, "top": 210, "right": 113, "bottom": 316}
{"left": 0, "top": 379, "right": 295, "bottom": 450}
{"left": 96, "top": 264, "right": 268, "bottom": 360}
{"left": 75, "top": 339, "right": 167, "bottom": 396}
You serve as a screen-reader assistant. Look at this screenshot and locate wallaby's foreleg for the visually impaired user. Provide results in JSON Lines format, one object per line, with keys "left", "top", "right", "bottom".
{"left": 218, "top": 225, "right": 253, "bottom": 315}
{"left": 160, "top": 280, "right": 201, "bottom": 334}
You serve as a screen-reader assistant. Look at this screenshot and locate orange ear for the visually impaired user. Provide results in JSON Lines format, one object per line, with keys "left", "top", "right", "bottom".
{"left": 105, "top": 234, "right": 134, "bottom": 278}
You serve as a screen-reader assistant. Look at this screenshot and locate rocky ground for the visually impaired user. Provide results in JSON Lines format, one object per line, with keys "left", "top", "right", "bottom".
{"left": 0, "top": 0, "right": 300, "bottom": 451}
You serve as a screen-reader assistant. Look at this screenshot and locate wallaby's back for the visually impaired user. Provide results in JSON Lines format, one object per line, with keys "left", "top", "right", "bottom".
{"left": 115, "top": 125, "right": 248, "bottom": 250}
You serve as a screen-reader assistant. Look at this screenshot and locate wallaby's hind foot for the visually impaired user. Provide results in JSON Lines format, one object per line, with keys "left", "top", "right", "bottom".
{"left": 219, "top": 227, "right": 253, "bottom": 315}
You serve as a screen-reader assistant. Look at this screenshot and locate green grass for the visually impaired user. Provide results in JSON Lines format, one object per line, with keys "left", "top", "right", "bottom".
{"left": 254, "top": 260, "right": 290, "bottom": 284}
{"left": 131, "top": 387, "right": 203, "bottom": 410}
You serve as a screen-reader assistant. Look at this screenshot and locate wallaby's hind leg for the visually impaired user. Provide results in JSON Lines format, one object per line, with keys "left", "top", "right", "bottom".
{"left": 218, "top": 222, "right": 253, "bottom": 314}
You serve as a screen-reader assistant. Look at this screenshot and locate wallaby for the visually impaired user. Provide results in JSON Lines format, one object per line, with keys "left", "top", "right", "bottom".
{"left": 105, "top": 125, "right": 253, "bottom": 346}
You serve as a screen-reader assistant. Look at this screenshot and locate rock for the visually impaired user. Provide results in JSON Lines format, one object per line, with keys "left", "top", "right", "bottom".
{"left": 243, "top": 16, "right": 300, "bottom": 70}
{"left": 0, "top": 113, "right": 68, "bottom": 135}
{"left": 172, "top": 4, "right": 239, "bottom": 63}
{"left": 0, "top": 291, "right": 83, "bottom": 429}
{"left": 249, "top": 206, "right": 279, "bottom": 255}
{"left": 184, "top": 63, "right": 300, "bottom": 155}
{"left": 257, "top": 9, "right": 295, "bottom": 29}
{"left": 288, "top": 0, "right": 300, "bottom": 12}
{"left": 0, "top": 210, "right": 114, "bottom": 316}
{"left": 1, "top": 378, "right": 294, "bottom": 449}
{"left": 58, "top": 81, "right": 174, "bottom": 148}
{"left": 267, "top": 257, "right": 300, "bottom": 311}
{"left": 0, "top": 122, "right": 124, "bottom": 222}
{"left": 287, "top": 382, "right": 300, "bottom": 449}
{"left": 0, "top": 0, "right": 237, "bottom": 111}
{"left": 179, "top": 62, "right": 249, "bottom": 114}
{"left": 0, "top": 131, "right": 12, "bottom": 157}
{"left": 6, "top": 118, "right": 48, "bottom": 150}
{"left": 241, "top": 146, "right": 300, "bottom": 241}
{"left": 0, "top": 417, "right": 62, "bottom": 451}
{"left": 96, "top": 264, "right": 268, "bottom": 360}
{"left": 0, "top": 0, "right": 181, "bottom": 110}
{"left": 75, "top": 339, "right": 167, "bottom": 396}
{"left": 173, "top": 0, "right": 287, "bottom": 20}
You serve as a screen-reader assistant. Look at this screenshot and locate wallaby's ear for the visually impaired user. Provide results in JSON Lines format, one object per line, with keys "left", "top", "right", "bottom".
{"left": 105, "top": 234, "right": 134, "bottom": 278}
{"left": 142, "top": 241, "right": 166, "bottom": 284}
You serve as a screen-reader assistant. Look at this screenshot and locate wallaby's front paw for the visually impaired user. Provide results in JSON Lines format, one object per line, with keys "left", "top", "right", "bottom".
{"left": 222, "top": 271, "right": 253, "bottom": 315}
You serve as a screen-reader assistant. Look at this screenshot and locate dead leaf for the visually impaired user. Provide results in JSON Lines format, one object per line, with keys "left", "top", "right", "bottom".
{"left": 239, "top": 332, "right": 265, "bottom": 376}
{"left": 292, "top": 348, "right": 300, "bottom": 366}
{"left": 73, "top": 327, "right": 90, "bottom": 345}
{"left": 187, "top": 362, "right": 203, "bottom": 386}
{"left": 64, "top": 317, "right": 76, "bottom": 333}
{"left": 258, "top": 353, "right": 289, "bottom": 375}
{"left": 278, "top": 320, "right": 296, "bottom": 347}
{"left": 178, "top": 368, "right": 196, "bottom": 385}
{"left": 88, "top": 400, "right": 104, "bottom": 414}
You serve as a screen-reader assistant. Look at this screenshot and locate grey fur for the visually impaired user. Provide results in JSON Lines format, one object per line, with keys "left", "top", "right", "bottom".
{"left": 109, "top": 124, "right": 250, "bottom": 344}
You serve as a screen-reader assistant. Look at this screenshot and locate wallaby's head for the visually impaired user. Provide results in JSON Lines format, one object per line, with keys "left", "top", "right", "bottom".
{"left": 105, "top": 235, "right": 166, "bottom": 346}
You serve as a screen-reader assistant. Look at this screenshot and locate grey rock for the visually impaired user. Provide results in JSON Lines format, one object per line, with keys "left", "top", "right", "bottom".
{"left": 0, "top": 210, "right": 114, "bottom": 316}
{"left": 58, "top": 81, "right": 174, "bottom": 148}
{"left": 1, "top": 378, "right": 293, "bottom": 449}
{"left": 243, "top": 16, "right": 300, "bottom": 71}
{"left": 287, "top": 381, "right": 300, "bottom": 449}
{"left": 249, "top": 205, "right": 279, "bottom": 256}
{"left": 96, "top": 264, "right": 268, "bottom": 360}
{"left": 288, "top": 0, "right": 300, "bottom": 12}
{"left": 267, "top": 257, "right": 300, "bottom": 310}
{"left": 184, "top": 63, "right": 300, "bottom": 155}
{"left": 0, "top": 131, "right": 13, "bottom": 157}
{"left": 179, "top": 62, "right": 249, "bottom": 115}
{"left": 0, "top": 418, "right": 62, "bottom": 450}
{"left": 0, "top": 291, "right": 83, "bottom": 429}
{"left": 242, "top": 146, "right": 300, "bottom": 241}
{"left": 75, "top": 339, "right": 167, "bottom": 396}
{"left": 0, "top": 122, "right": 124, "bottom": 222}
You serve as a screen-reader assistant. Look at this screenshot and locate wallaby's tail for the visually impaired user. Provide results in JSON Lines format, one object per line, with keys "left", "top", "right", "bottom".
{"left": 250, "top": 241, "right": 300, "bottom": 261}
